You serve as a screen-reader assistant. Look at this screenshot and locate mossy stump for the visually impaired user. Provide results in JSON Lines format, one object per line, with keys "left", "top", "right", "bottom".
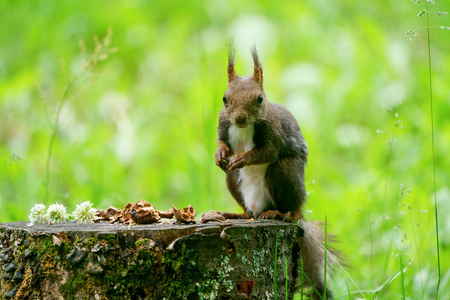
{"left": 0, "top": 220, "right": 302, "bottom": 300}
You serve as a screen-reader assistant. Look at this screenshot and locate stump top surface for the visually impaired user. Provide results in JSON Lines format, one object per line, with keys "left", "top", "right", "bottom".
{"left": 0, "top": 219, "right": 302, "bottom": 251}
{"left": 0, "top": 219, "right": 297, "bottom": 234}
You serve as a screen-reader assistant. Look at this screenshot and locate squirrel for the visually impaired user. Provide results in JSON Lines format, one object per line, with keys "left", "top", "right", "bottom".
{"left": 202, "top": 43, "right": 338, "bottom": 299}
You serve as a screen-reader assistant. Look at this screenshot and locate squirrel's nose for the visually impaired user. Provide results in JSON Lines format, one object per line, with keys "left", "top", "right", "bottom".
{"left": 234, "top": 113, "right": 247, "bottom": 126}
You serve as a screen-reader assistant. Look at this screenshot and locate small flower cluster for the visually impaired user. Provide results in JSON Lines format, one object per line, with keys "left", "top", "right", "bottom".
{"left": 73, "top": 201, "right": 97, "bottom": 223}
{"left": 46, "top": 203, "right": 68, "bottom": 224}
{"left": 28, "top": 204, "right": 47, "bottom": 224}
{"left": 28, "top": 201, "right": 97, "bottom": 226}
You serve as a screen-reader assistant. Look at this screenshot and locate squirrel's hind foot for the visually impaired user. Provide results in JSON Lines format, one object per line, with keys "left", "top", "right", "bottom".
{"left": 259, "top": 210, "right": 297, "bottom": 222}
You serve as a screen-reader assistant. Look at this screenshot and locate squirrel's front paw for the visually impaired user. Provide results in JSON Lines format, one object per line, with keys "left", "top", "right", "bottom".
{"left": 228, "top": 154, "right": 247, "bottom": 171}
{"left": 215, "top": 147, "right": 231, "bottom": 172}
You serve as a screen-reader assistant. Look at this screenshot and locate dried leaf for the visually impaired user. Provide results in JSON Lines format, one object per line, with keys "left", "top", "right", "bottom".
{"left": 201, "top": 211, "right": 226, "bottom": 223}
{"left": 135, "top": 199, "right": 152, "bottom": 208}
{"left": 157, "top": 209, "right": 174, "bottom": 219}
{"left": 172, "top": 205, "right": 196, "bottom": 224}
{"left": 95, "top": 206, "right": 121, "bottom": 222}
{"left": 52, "top": 231, "right": 69, "bottom": 246}
{"left": 130, "top": 206, "right": 160, "bottom": 224}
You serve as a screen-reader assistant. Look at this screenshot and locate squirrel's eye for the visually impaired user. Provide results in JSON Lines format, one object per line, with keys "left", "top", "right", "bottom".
{"left": 257, "top": 94, "right": 263, "bottom": 104}
{"left": 222, "top": 96, "right": 227, "bottom": 104}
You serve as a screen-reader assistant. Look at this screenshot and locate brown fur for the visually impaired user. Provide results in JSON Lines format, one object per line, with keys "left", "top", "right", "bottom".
{"left": 208, "top": 44, "right": 337, "bottom": 299}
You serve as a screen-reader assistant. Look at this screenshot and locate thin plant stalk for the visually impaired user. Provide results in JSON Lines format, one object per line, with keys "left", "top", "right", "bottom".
{"left": 43, "top": 28, "right": 115, "bottom": 205}
{"left": 346, "top": 282, "right": 351, "bottom": 300}
{"left": 410, "top": 210, "right": 424, "bottom": 297}
{"left": 400, "top": 255, "right": 406, "bottom": 300}
{"left": 301, "top": 270, "right": 324, "bottom": 300}
{"left": 382, "top": 122, "right": 398, "bottom": 214}
{"left": 425, "top": 2, "right": 441, "bottom": 298}
{"left": 382, "top": 132, "right": 394, "bottom": 214}
{"left": 381, "top": 242, "right": 393, "bottom": 283}
{"left": 44, "top": 70, "right": 86, "bottom": 204}
{"left": 360, "top": 269, "right": 402, "bottom": 299}
{"left": 367, "top": 209, "right": 374, "bottom": 284}
{"left": 301, "top": 257, "right": 304, "bottom": 300}
{"left": 274, "top": 233, "right": 279, "bottom": 298}
{"left": 324, "top": 215, "right": 327, "bottom": 300}
{"left": 285, "top": 257, "right": 288, "bottom": 300}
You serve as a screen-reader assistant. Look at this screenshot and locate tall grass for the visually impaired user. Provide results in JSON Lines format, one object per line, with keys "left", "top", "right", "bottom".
{"left": 274, "top": 232, "right": 279, "bottom": 298}
{"left": 42, "top": 29, "right": 116, "bottom": 205}
{"left": 323, "top": 215, "right": 327, "bottom": 300}
{"left": 286, "top": 257, "right": 289, "bottom": 299}
{"left": 300, "top": 257, "right": 304, "bottom": 300}
{"left": 411, "top": 0, "right": 446, "bottom": 297}
{"left": 400, "top": 255, "right": 406, "bottom": 300}
{"left": 424, "top": 2, "right": 441, "bottom": 297}
{"left": 44, "top": 71, "right": 86, "bottom": 204}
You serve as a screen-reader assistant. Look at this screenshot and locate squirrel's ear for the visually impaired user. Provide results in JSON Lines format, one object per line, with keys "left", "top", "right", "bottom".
{"left": 227, "top": 41, "right": 237, "bottom": 82}
{"left": 251, "top": 47, "right": 263, "bottom": 87}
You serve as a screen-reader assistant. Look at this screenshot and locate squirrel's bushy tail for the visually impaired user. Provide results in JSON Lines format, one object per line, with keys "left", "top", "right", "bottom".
{"left": 297, "top": 221, "right": 339, "bottom": 300}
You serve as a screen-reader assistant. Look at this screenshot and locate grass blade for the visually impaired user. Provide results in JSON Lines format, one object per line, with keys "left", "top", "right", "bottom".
{"left": 346, "top": 282, "right": 351, "bottom": 300}
{"left": 274, "top": 232, "right": 279, "bottom": 298}
{"left": 324, "top": 215, "right": 327, "bottom": 300}
{"left": 300, "top": 266, "right": 324, "bottom": 300}
{"left": 400, "top": 255, "right": 406, "bottom": 299}
{"left": 410, "top": 210, "right": 424, "bottom": 297}
{"left": 425, "top": 3, "right": 441, "bottom": 299}
{"left": 44, "top": 71, "right": 85, "bottom": 204}
{"left": 301, "top": 257, "right": 304, "bottom": 300}
{"left": 285, "top": 257, "right": 288, "bottom": 300}
{"left": 367, "top": 269, "right": 404, "bottom": 299}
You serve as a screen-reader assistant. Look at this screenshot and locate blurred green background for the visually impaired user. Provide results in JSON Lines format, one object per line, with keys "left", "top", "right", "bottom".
{"left": 1, "top": 0, "right": 449, "bottom": 298}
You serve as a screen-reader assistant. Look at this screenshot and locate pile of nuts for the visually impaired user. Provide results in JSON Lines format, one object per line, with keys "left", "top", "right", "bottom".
{"left": 95, "top": 200, "right": 196, "bottom": 225}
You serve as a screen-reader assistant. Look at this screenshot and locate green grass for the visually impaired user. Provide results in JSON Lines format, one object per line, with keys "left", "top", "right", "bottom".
{"left": 301, "top": 257, "right": 304, "bottom": 300}
{"left": 44, "top": 68, "right": 85, "bottom": 204}
{"left": 274, "top": 232, "right": 279, "bottom": 298}
{"left": 400, "top": 255, "right": 406, "bottom": 299}
{"left": 286, "top": 257, "right": 289, "bottom": 300}
{"left": 1, "top": 0, "right": 449, "bottom": 299}
{"left": 323, "top": 216, "right": 327, "bottom": 300}
{"left": 43, "top": 29, "right": 116, "bottom": 205}
{"left": 424, "top": 2, "right": 441, "bottom": 298}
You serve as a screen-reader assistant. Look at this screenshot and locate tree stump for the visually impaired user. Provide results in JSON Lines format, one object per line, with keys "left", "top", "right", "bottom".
{"left": 0, "top": 220, "right": 303, "bottom": 299}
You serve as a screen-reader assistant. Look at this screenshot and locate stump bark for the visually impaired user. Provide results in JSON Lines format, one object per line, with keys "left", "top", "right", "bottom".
{"left": 0, "top": 220, "right": 303, "bottom": 300}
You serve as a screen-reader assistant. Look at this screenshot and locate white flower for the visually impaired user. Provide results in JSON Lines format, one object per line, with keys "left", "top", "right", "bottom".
{"left": 46, "top": 203, "right": 68, "bottom": 224}
{"left": 28, "top": 204, "right": 47, "bottom": 226}
{"left": 73, "top": 201, "right": 96, "bottom": 223}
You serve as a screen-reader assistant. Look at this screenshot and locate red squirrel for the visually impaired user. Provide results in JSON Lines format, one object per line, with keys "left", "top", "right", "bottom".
{"left": 203, "top": 44, "right": 337, "bottom": 299}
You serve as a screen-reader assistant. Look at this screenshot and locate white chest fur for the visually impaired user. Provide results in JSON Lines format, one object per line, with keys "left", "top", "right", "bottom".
{"left": 228, "top": 124, "right": 270, "bottom": 216}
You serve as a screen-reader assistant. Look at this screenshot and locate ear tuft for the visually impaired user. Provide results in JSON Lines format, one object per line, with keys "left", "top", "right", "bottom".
{"left": 251, "top": 46, "right": 263, "bottom": 87}
{"left": 227, "top": 39, "right": 237, "bottom": 82}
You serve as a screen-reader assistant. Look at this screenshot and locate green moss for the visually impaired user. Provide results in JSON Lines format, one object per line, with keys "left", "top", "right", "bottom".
{"left": 162, "top": 245, "right": 190, "bottom": 272}
{"left": 104, "top": 234, "right": 116, "bottom": 245}
{"left": 84, "top": 236, "right": 98, "bottom": 245}
{"left": 62, "top": 270, "right": 91, "bottom": 295}
{"left": 34, "top": 237, "right": 58, "bottom": 265}
{"left": 61, "top": 243, "right": 167, "bottom": 298}
{"left": 135, "top": 238, "right": 150, "bottom": 248}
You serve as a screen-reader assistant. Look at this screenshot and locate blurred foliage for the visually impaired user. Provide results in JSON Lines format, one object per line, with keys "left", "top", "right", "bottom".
{"left": 0, "top": 0, "right": 449, "bottom": 298}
